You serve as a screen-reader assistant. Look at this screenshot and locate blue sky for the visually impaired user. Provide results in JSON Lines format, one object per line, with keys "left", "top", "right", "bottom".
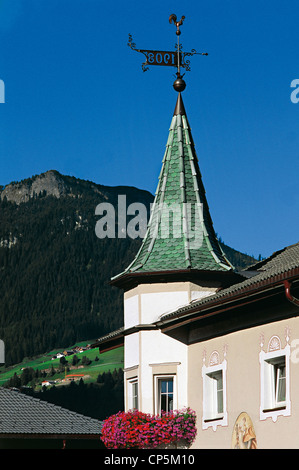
{"left": 0, "top": 0, "right": 298, "bottom": 259}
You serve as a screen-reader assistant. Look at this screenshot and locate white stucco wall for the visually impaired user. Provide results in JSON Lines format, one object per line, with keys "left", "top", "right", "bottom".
{"left": 123, "top": 282, "right": 219, "bottom": 414}
{"left": 125, "top": 332, "right": 139, "bottom": 369}
{"left": 124, "top": 294, "right": 139, "bottom": 329}
{"left": 139, "top": 330, "right": 188, "bottom": 414}
{"left": 140, "top": 291, "right": 189, "bottom": 323}
{"left": 124, "top": 282, "right": 219, "bottom": 327}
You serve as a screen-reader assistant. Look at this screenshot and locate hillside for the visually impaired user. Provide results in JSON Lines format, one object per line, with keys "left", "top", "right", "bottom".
{"left": 0, "top": 171, "right": 256, "bottom": 366}
{"left": 0, "top": 342, "right": 124, "bottom": 388}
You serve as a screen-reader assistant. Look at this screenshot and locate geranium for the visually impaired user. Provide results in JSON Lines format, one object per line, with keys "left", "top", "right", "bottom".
{"left": 101, "top": 407, "right": 197, "bottom": 449}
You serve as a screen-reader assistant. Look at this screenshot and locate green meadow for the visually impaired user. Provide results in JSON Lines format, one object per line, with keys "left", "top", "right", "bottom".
{"left": 0, "top": 342, "right": 124, "bottom": 388}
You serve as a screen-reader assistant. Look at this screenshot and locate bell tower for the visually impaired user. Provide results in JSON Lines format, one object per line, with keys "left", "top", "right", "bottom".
{"left": 111, "top": 15, "right": 237, "bottom": 414}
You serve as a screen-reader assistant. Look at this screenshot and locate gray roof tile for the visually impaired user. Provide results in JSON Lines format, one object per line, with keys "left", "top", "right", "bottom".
{"left": 0, "top": 387, "right": 103, "bottom": 436}
{"left": 160, "top": 241, "right": 299, "bottom": 321}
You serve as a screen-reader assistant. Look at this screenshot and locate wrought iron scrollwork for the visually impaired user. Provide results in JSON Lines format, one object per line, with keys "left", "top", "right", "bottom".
{"left": 127, "top": 34, "right": 136, "bottom": 50}
{"left": 128, "top": 15, "right": 208, "bottom": 78}
{"left": 128, "top": 34, "right": 149, "bottom": 72}
{"left": 181, "top": 49, "right": 208, "bottom": 71}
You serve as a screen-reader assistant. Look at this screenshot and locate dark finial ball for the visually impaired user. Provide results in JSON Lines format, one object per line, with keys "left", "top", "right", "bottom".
{"left": 173, "top": 77, "right": 186, "bottom": 92}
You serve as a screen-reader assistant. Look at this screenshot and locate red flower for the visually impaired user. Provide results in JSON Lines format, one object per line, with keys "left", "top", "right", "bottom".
{"left": 101, "top": 408, "right": 197, "bottom": 449}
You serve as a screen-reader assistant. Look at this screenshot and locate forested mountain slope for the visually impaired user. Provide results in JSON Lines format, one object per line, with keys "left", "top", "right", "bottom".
{"left": 0, "top": 171, "right": 256, "bottom": 365}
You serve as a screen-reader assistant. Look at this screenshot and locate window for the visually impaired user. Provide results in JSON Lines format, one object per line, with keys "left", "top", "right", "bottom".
{"left": 204, "top": 369, "right": 224, "bottom": 420}
{"left": 260, "top": 342, "right": 291, "bottom": 422}
{"left": 274, "top": 359, "right": 286, "bottom": 405}
{"left": 132, "top": 380, "right": 139, "bottom": 410}
{"left": 264, "top": 356, "right": 286, "bottom": 409}
{"left": 202, "top": 357, "right": 227, "bottom": 430}
{"left": 155, "top": 376, "right": 176, "bottom": 414}
{"left": 208, "top": 370, "right": 224, "bottom": 415}
{"left": 128, "top": 379, "right": 139, "bottom": 410}
{"left": 159, "top": 378, "right": 173, "bottom": 412}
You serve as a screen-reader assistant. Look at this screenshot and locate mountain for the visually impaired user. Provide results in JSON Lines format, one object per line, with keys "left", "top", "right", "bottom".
{"left": 1, "top": 170, "right": 70, "bottom": 204}
{"left": 0, "top": 171, "right": 256, "bottom": 366}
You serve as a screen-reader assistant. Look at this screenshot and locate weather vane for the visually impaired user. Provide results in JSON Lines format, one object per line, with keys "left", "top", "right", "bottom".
{"left": 128, "top": 14, "right": 208, "bottom": 92}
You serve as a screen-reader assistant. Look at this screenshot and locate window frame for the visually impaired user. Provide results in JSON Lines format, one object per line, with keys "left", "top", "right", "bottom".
{"left": 202, "top": 360, "right": 227, "bottom": 430}
{"left": 128, "top": 378, "right": 139, "bottom": 411}
{"left": 259, "top": 344, "right": 291, "bottom": 422}
{"left": 154, "top": 374, "right": 176, "bottom": 415}
{"left": 274, "top": 358, "right": 286, "bottom": 405}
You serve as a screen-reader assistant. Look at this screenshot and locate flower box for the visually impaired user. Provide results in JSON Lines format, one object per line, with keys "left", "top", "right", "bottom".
{"left": 101, "top": 408, "right": 197, "bottom": 449}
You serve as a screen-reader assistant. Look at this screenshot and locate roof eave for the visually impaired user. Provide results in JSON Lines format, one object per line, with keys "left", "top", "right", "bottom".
{"left": 156, "top": 267, "right": 299, "bottom": 332}
{"left": 110, "top": 268, "right": 243, "bottom": 291}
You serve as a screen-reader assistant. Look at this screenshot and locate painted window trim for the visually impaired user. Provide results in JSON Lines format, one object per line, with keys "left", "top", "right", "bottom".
{"left": 259, "top": 344, "right": 291, "bottom": 422}
{"left": 202, "top": 360, "right": 227, "bottom": 431}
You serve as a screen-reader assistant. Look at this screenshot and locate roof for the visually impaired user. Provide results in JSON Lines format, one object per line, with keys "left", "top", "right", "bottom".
{"left": 111, "top": 93, "right": 233, "bottom": 287}
{"left": 0, "top": 387, "right": 103, "bottom": 438}
{"left": 94, "top": 327, "right": 124, "bottom": 345}
{"left": 95, "top": 242, "right": 299, "bottom": 347}
{"left": 245, "top": 242, "right": 299, "bottom": 274}
{"left": 158, "top": 241, "right": 299, "bottom": 323}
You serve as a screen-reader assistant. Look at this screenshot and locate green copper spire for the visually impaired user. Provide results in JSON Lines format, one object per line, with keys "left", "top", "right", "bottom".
{"left": 111, "top": 93, "right": 234, "bottom": 288}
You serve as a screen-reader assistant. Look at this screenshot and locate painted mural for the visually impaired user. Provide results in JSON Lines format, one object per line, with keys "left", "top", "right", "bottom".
{"left": 232, "top": 412, "right": 257, "bottom": 449}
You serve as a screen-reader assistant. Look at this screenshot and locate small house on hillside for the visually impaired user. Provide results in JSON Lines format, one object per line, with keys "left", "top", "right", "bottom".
{"left": 41, "top": 380, "right": 56, "bottom": 387}
{"left": 63, "top": 350, "right": 74, "bottom": 356}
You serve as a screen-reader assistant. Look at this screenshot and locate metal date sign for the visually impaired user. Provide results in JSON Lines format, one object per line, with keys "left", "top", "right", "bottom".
{"left": 139, "top": 49, "right": 180, "bottom": 68}
{"left": 128, "top": 14, "right": 208, "bottom": 87}
{"left": 127, "top": 37, "right": 201, "bottom": 72}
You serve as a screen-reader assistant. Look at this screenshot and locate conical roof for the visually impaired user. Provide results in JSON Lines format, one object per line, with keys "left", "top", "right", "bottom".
{"left": 111, "top": 93, "right": 234, "bottom": 289}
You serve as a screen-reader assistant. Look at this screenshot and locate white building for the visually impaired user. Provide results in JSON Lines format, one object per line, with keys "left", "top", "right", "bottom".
{"left": 96, "top": 92, "right": 299, "bottom": 449}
